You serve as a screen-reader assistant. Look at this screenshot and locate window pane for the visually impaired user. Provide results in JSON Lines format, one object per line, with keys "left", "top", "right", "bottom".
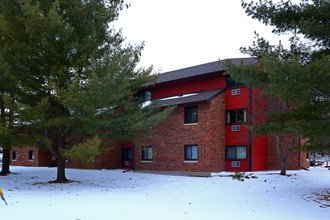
{"left": 142, "top": 148, "right": 147, "bottom": 160}
{"left": 230, "top": 110, "right": 237, "bottom": 124}
{"left": 226, "top": 111, "right": 230, "bottom": 124}
{"left": 185, "top": 145, "right": 197, "bottom": 160}
{"left": 226, "top": 75, "right": 236, "bottom": 88}
{"left": 12, "top": 151, "right": 17, "bottom": 160}
{"left": 192, "top": 107, "right": 198, "bottom": 123}
{"left": 29, "top": 150, "right": 34, "bottom": 160}
{"left": 226, "top": 75, "right": 246, "bottom": 88}
{"left": 227, "top": 109, "right": 247, "bottom": 124}
{"left": 236, "top": 146, "right": 247, "bottom": 160}
{"left": 147, "top": 147, "right": 152, "bottom": 160}
{"left": 127, "top": 149, "right": 133, "bottom": 160}
{"left": 185, "top": 146, "right": 192, "bottom": 159}
{"left": 191, "top": 146, "right": 198, "bottom": 160}
{"left": 137, "top": 90, "right": 152, "bottom": 102}
{"left": 122, "top": 149, "right": 133, "bottom": 160}
{"left": 226, "top": 147, "right": 236, "bottom": 160}
{"left": 237, "top": 110, "right": 246, "bottom": 123}
{"left": 145, "top": 90, "right": 152, "bottom": 101}
{"left": 185, "top": 106, "right": 198, "bottom": 123}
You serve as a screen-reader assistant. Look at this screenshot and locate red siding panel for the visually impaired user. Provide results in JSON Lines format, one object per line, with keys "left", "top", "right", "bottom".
{"left": 225, "top": 87, "right": 249, "bottom": 110}
{"left": 251, "top": 134, "right": 267, "bottom": 171}
{"left": 251, "top": 88, "right": 268, "bottom": 171}
{"left": 225, "top": 125, "right": 249, "bottom": 145}
{"left": 225, "top": 87, "right": 250, "bottom": 172}
{"left": 225, "top": 160, "right": 249, "bottom": 172}
{"left": 153, "top": 74, "right": 225, "bottom": 99}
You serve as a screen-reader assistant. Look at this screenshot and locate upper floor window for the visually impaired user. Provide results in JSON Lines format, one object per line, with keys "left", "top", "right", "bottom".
{"left": 226, "top": 109, "right": 247, "bottom": 124}
{"left": 184, "top": 106, "right": 198, "bottom": 124}
{"left": 137, "top": 89, "right": 152, "bottom": 102}
{"left": 226, "top": 75, "right": 246, "bottom": 88}
{"left": 142, "top": 146, "right": 152, "bottom": 161}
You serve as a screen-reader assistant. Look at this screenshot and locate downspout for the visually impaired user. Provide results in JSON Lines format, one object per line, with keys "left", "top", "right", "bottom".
{"left": 248, "top": 86, "right": 253, "bottom": 171}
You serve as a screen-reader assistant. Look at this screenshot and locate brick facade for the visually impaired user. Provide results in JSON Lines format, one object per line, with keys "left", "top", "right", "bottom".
{"left": 267, "top": 135, "right": 310, "bottom": 170}
{"left": 135, "top": 92, "right": 226, "bottom": 172}
{"left": 64, "top": 141, "right": 121, "bottom": 169}
{"left": 11, "top": 146, "right": 56, "bottom": 167}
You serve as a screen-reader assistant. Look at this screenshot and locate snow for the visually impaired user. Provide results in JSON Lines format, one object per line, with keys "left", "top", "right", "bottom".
{"left": 159, "top": 93, "right": 199, "bottom": 101}
{"left": 0, "top": 166, "right": 329, "bottom": 220}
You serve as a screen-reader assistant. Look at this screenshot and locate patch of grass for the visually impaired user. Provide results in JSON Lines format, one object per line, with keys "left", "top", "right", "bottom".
{"left": 230, "top": 171, "right": 258, "bottom": 181}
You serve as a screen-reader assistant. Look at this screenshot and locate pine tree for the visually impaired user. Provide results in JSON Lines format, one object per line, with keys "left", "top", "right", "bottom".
{"left": 0, "top": 0, "right": 173, "bottom": 182}
{"left": 0, "top": 50, "right": 32, "bottom": 175}
{"left": 224, "top": 0, "right": 330, "bottom": 175}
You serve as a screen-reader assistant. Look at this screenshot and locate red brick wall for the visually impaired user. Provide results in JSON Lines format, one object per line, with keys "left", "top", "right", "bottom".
{"left": 65, "top": 141, "right": 121, "bottom": 169}
{"left": 267, "top": 135, "right": 310, "bottom": 170}
{"left": 11, "top": 141, "right": 121, "bottom": 169}
{"left": 135, "top": 92, "right": 226, "bottom": 172}
{"left": 251, "top": 88, "right": 268, "bottom": 171}
{"left": 11, "top": 146, "right": 56, "bottom": 167}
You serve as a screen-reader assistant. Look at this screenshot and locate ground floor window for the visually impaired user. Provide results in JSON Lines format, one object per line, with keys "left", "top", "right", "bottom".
{"left": 29, "top": 150, "right": 35, "bottom": 160}
{"left": 142, "top": 146, "right": 152, "bottom": 160}
{"left": 185, "top": 145, "right": 198, "bottom": 160}
{"left": 226, "top": 146, "right": 247, "bottom": 160}
{"left": 12, "top": 151, "right": 18, "bottom": 160}
{"left": 121, "top": 149, "right": 133, "bottom": 160}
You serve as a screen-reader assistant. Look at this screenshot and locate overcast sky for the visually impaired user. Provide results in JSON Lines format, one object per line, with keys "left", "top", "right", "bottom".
{"left": 115, "top": 0, "right": 292, "bottom": 73}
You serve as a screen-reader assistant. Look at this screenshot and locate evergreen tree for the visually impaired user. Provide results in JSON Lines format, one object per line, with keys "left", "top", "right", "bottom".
{"left": 0, "top": 0, "right": 173, "bottom": 182}
{"left": 224, "top": 0, "right": 330, "bottom": 175}
{"left": 0, "top": 49, "right": 32, "bottom": 175}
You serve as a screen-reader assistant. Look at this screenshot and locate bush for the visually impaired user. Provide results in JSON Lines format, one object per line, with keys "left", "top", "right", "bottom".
{"left": 230, "top": 171, "right": 258, "bottom": 181}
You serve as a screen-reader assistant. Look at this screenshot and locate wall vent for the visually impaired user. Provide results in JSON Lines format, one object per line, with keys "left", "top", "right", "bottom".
{"left": 231, "top": 125, "right": 240, "bottom": 131}
{"left": 232, "top": 161, "right": 240, "bottom": 167}
{"left": 231, "top": 89, "right": 240, "bottom": 96}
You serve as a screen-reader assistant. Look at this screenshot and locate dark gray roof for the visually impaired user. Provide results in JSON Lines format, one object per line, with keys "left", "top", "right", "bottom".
{"left": 157, "top": 57, "right": 257, "bottom": 84}
{"left": 158, "top": 89, "right": 224, "bottom": 107}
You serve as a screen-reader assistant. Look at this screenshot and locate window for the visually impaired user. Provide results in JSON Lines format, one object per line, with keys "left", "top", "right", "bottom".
{"left": 12, "top": 151, "right": 18, "bottom": 160}
{"left": 226, "top": 109, "right": 247, "bottom": 124}
{"left": 185, "top": 145, "right": 198, "bottom": 160}
{"left": 29, "top": 150, "right": 34, "bottom": 160}
{"left": 226, "top": 146, "right": 247, "bottom": 160}
{"left": 122, "top": 149, "right": 133, "bottom": 160}
{"left": 226, "top": 75, "right": 246, "bottom": 88}
{"left": 142, "top": 146, "right": 152, "bottom": 160}
{"left": 137, "top": 89, "right": 152, "bottom": 102}
{"left": 184, "top": 106, "right": 198, "bottom": 124}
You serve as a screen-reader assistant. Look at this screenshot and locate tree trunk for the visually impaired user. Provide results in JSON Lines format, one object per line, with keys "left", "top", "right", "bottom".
{"left": 275, "top": 134, "right": 294, "bottom": 175}
{"left": 54, "top": 156, "right": 68, "bottom": 183}
{"left": 280, "top": 162, "right": 287, "bottom": 175}
{"left": 0, "top": 148, "right": 10, "bottom": 175}
{"left": 275, "top": 135, "right": 288, "bottom": 175}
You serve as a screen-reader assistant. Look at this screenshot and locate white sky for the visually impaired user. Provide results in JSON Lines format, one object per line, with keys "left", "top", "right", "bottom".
{"left": 115, "top": 0, "right": 292, "bottom": 73}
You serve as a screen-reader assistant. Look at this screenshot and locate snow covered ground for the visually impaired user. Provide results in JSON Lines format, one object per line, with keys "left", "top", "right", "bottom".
{"left": 0, "top": 166, "right": 329, "bottom": 220}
